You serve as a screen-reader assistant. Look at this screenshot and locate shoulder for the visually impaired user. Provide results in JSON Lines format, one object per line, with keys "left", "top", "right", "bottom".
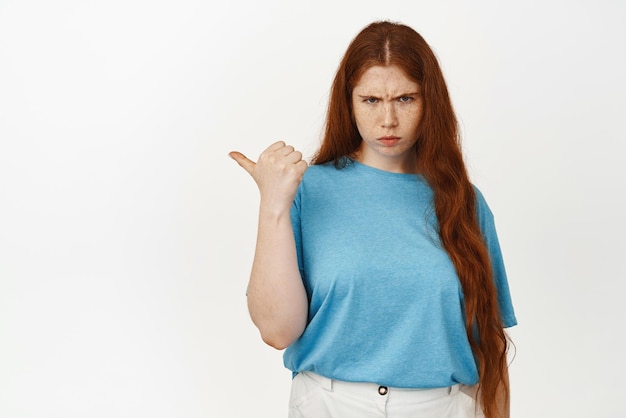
{"left": 304, "top": 162, "right": 337, "bottom": 177}
{"left": 471, "top": 184, "right": 498, "bottom": 238}
{"left": 296, "top": 162, "right": 360, "bottom": 204}
{"left": 296, "top": 163, "right": 338, "bottom": 201}
{"left": 301, "top": 162, "right": 346, "bottom": 185}
{"left": 472, "top": 184, "right": 494, "bottom": 219}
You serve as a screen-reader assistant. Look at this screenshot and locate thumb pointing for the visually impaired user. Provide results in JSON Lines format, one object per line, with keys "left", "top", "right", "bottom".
{"left": 229, "top": 151, "right": 256, "bottom": 176}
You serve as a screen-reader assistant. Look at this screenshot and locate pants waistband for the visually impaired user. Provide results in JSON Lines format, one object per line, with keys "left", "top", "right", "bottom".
{"left": 299, "top": 371, "right": 461, "bottom": 401}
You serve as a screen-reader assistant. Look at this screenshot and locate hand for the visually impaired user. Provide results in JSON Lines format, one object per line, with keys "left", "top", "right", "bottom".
{"left": 229, "top": 141, "right": 308, "bottom": 213}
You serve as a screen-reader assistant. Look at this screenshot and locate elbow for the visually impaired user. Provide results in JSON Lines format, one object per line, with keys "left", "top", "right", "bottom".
{"left": 248, "top": 305, "right": 307, "bottom": 350}
{"left": 247, "top": 295, "right": 308, "bottom": 350}
{"left": 254, "top": 317, "right": 305, "bottom": 349}
{"left": 262, "top": 335, "right": 291, "bottom": 350}
{"left": 259, "top": 329, "right": 300, "bottom": 350}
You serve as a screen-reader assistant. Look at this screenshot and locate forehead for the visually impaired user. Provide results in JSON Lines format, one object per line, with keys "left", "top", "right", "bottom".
{"left": 353, "top": 65, "right": 420, "bottom": 94}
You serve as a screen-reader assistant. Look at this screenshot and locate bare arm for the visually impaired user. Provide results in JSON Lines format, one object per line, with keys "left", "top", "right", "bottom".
{"left": 229, "top": 142, "right": 309, "bottom": 349}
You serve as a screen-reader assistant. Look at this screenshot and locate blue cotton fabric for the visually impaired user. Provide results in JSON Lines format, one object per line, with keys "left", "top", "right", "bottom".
{"left": 283, "top": 160, "right": 516, "bottom": 388}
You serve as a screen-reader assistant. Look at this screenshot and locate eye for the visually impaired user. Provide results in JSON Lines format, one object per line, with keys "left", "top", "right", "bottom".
{"left": 399, "top": 96, "right": 413, "bottom": 103}
{"left": 364, "top": 97, "right": 378, "bottom": 104}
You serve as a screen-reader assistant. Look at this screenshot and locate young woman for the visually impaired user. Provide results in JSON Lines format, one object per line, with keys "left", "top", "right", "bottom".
{"left": 230, "top": 20, "right": 516, "bottom": 418}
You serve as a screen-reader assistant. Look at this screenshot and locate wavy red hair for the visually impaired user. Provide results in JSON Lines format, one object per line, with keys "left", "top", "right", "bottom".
{"left": 313, "top": 21, "right": 510, "bottom": 418}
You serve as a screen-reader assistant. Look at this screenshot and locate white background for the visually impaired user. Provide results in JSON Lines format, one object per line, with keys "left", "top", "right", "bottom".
{"left": 1, "top": 0, "right": 624, "bottom": 417}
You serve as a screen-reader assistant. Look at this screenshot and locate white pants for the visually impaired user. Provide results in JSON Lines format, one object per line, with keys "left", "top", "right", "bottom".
{"left": 289, "top": 371, "right": 484, "bottom": 418}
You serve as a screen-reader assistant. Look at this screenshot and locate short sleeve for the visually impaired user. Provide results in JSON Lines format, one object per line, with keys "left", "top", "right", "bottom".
{"left": 290, "top": 186, "right": 305, "bottom": 280}
{"left": 474, "top": 187, "right": 518, "bottom": 328}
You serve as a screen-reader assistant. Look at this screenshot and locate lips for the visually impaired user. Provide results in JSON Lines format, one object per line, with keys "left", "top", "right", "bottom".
{"left": 378, "top": 136, "right": 400, "bottom": 146}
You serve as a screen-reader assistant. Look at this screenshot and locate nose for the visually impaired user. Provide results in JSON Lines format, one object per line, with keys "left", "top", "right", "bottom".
{"left": 381, "top": 103, "right": 398, "bottom": 128}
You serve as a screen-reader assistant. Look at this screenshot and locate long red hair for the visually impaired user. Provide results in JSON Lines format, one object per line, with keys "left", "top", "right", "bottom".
{"left": 313, "top": 21, "right": 510, "bottom": 418}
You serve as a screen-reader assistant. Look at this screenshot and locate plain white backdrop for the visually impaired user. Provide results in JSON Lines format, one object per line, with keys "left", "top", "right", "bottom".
{"left": 1, "top": 0, "right": 624, "bottom": 417}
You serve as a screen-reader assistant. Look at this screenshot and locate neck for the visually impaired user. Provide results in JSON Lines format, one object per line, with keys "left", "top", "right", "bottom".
{"left": 352, "top": 150, "right": 418, "bottom": 174}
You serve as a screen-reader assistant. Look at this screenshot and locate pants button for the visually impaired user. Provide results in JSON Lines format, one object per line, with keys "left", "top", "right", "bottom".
{"left": 378, "top": 386, "right": 388, "bottom": 395}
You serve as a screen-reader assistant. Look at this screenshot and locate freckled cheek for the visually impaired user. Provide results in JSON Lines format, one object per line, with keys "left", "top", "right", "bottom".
{"left": 354, "top": 110, "right": 378, "bottom": 129}
{"left": 400, "top": 108, "right": 422, "bottom": 127}
{"left": 353, "top": 115, "right": 370, "bottom": 138}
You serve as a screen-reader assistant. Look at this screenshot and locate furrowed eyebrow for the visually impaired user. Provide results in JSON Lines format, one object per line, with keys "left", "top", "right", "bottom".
{"left": 395, "top": 92, "right": 420, "bottom": 98}
{"left": 356, "top": 92, "right": 420, "bottom": 99}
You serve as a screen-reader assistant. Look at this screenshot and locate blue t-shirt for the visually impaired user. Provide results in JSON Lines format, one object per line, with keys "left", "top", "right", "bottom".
{"left": 283, "top": 160, "right": 517, "bottom": 388}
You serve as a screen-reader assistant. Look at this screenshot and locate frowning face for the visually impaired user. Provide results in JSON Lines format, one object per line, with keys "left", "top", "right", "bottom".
{"left": 352, "top": 65, "right": 423, "bottom": 174}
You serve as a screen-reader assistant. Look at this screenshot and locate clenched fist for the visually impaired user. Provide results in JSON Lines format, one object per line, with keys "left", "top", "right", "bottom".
{"left": 229, "top": 141, "right": 308, "bottom": 214}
